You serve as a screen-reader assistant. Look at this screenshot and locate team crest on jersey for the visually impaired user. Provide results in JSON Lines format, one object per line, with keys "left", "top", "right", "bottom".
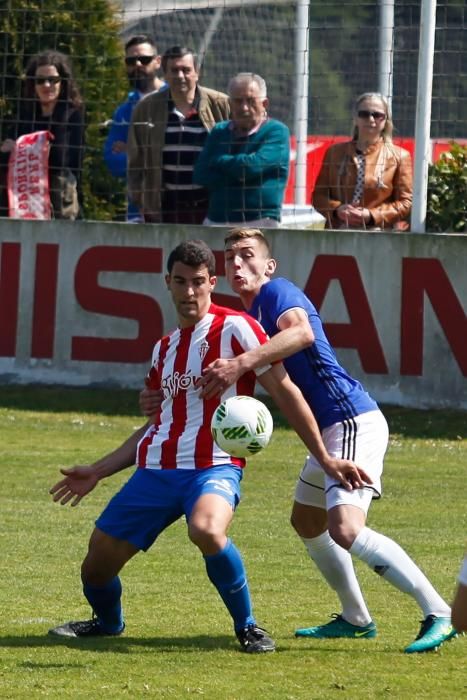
{"left": 198, "top": 340, "right": 210, "bottom": 361}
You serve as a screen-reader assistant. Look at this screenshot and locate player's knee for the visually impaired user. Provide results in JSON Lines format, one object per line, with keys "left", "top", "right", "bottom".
{"left": 80, "top": 533, "right": 103, "bottom": 584}
{"left": 81, "top": 555, "right": 109, "bottom": 586}
{"left": 188, "top": 522, "right": 218, "bottom": 544}
{"left": 188, "top": 519, "right": 224, "bottom": 553}
{"left": 80, "top": 528, "right": 134, "bottom": 585}
{"left": 291, "top": 511, "right": 319, "bottom": 538}
{"left": 290, "top": 503, "right": 327, "bottom": 538}
{"left": 328, "top": 522, "right": 359, "bottom": 550}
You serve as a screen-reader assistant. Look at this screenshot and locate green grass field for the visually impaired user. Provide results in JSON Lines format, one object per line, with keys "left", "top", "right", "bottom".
{"left": 0, "top": 386, "right": 466, "bottom": 699}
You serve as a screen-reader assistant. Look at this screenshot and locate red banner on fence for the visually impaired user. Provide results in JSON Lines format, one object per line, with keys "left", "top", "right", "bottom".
{"left": 8, "top": 130, "right": 53, "bottom": 220}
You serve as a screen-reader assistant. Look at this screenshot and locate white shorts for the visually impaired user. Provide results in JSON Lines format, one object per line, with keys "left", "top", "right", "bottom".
{"left": 294, "top": 410, "right": 389, "bottom": 514}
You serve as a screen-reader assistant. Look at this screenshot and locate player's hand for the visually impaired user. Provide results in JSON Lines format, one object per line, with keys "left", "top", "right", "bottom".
{"left": 321, "top": 458, "right": 373, "bottom": 491}
{"left": 200, "top": 359, "right": 242, "bottom": 399}
{"left": 0, "top": 139, "right": 15, "bottom": 153}
{"left": 139, "top": 381, "right": 163, "bottom": 418}
{"left": 49, "top": 466, "right": 100, "bottom": 506}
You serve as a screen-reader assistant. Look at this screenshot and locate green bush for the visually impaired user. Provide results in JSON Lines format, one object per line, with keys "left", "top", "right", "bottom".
{"left": 426, "top": 143, "right": 467, "bottom": 233}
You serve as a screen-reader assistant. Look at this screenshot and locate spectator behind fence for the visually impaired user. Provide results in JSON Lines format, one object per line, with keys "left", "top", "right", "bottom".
{"left": 0, "top": 50, "right": 85, "bottom": 219}
{"left": 127, "top": 46, "right": 230, "bottom": 224}
{"left": 193, "top": 73, "right": 290, "bottom": 228}
{"left": 104, "top": 34, "right": 165, "bottom": 222}
{"left": 312, "top": 92, "right": 412, "bottom": 231}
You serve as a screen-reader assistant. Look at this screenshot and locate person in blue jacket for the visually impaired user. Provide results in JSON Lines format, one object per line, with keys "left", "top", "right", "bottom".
{"left": 193, "top": 73, "right": 289, "bottom": 228}
{"left": 104, "top": 35, "right": 165, "bottom": 221}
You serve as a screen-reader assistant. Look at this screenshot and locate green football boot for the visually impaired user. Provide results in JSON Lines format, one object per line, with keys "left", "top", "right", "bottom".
{"left": 295, "top": 613, "right": 377, "bottom": 639}
{"left": 404, "top": 615, "right": 457, "bottom": 653}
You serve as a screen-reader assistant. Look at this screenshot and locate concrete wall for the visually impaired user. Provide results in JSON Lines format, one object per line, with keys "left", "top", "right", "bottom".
{"left": 1, "top": 219, "right": 466, "bottom": 409}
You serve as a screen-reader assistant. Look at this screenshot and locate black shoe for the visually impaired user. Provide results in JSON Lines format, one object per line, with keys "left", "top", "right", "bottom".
{"left": 48, "top": 618, "right": 124, "bottom": 638}
{"left": 236, "top": 624, "right": 275, "bottom": 653}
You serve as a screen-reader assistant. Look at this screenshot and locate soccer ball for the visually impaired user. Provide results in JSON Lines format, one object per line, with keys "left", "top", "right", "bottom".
{"left": 211, "top": 395, "right": 273, "bottom": 458}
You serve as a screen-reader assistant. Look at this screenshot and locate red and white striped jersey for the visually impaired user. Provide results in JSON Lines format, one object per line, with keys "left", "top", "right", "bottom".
{"left": 137, "top": 303, "right": 271, "bottom": 470}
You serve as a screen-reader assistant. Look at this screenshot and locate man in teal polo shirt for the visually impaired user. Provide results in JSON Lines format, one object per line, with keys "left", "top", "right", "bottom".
{"left": 193, "top": 73, "right": 289, "bottom": 228}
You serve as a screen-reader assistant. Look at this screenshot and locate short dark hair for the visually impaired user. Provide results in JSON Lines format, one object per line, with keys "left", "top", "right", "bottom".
{"left": 161, "top": 46, "right": 198, "bottom": 73}
{"left": 167, "top": 240, "right": 216, "bottom": 276}
{"left": 124, "top": 34, "right": 157, "bottom": 53}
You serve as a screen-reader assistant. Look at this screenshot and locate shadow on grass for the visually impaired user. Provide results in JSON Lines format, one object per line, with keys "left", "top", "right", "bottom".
{"left": 0, "top": 633, "right": 245, "bottom": 654}
{"left": 1, "top": 385, "right": 466, "bottom": 440}
{"left": 0, "top": 634, "right": 397, "bottom": 656}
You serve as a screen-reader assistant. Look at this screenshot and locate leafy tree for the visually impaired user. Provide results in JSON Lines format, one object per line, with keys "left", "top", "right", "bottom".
{"left": 0, "top": 0, "right": 128, "bottom": 220}
{"left": 426, "top": 143, "right": 467, "bottom": 233}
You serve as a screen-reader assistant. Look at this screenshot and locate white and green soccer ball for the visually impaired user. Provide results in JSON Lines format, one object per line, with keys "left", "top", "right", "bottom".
{"left": 211, "top": 395, "right": 273, "bottom": 458}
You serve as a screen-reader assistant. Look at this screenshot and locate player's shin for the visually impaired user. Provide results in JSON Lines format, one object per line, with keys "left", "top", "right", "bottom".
{"left": 302, "top": 531, "right": 372, "bottom": 626}
{"left": 82, "top": 576, "right": 125, "bottom": 633}
{"left": 350, "top": 527, "right": 451, "bottom": 617}
{"left": 204, "top": 538, "right": 255, "bottom": 631}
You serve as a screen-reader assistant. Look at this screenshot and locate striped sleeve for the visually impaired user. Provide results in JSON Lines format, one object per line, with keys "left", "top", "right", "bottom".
{"left": 228, "top": 312, "right": 272, "bottom": 376}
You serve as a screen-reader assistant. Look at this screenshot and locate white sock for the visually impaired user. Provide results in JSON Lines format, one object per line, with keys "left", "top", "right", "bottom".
{"left": 350, "top": 527, "right": 451, "bottom": 619}
{"left": 302, "top": 531, "right": 372, "bottom": 626}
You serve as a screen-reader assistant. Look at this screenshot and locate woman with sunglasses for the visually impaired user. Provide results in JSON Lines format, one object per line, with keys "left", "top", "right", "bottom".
{"left": 312, "top": 92, "right": 412, "bottom": 230}
{"left": 0, "top": 50, "right": 85, "bottom": 219}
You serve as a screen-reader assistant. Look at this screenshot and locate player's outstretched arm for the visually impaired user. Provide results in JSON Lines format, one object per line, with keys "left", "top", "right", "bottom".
{"left": 49, "top": 423, "right": 149, "bottom": 506}
{"left": 200, "top": 308, "right": 313, "bottom": 399}
{"left": 49, "top": 465, "right": 101, "bottom": 507}
{"left": 258, "top": 364, "right": 372, "bottom": 491}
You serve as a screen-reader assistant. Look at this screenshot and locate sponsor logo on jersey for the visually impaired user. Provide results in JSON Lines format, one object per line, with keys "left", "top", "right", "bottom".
{"left": 161, "top": 370, "right": 202, "bottom": 397}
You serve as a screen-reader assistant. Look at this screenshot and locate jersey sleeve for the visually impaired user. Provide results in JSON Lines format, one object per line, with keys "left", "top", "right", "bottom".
{"left": 145, "top": 339, "right": 163, "bottom": 389}
{"left": 262, "top": 278, "right": 312, "bottom": 329}
{"left": 229, "top": 312, "right": 272, "bottom": 376}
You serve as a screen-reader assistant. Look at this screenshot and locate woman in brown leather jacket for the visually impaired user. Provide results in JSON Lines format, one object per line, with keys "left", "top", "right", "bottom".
{"left": 312, "top": 92, "right": 412, "bottom": 230}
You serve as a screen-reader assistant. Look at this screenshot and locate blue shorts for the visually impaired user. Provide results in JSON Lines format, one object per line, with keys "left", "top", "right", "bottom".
{"left": 95, "top": 465, "right": 243, "bottom": 551}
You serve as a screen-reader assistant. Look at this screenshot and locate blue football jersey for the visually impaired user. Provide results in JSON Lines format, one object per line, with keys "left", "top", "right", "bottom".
{"left": 249, "top": 278, "right": 378, "bottom": 430}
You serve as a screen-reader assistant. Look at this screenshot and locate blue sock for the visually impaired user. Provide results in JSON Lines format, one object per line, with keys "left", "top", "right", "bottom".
{"left": 204, "top": 539, "right": 255, "bottom": 632}
{"left": 83, "top": 576, "right": 124, "bottom": 634}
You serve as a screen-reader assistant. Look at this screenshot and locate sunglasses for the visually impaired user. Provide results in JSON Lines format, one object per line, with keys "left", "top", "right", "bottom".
{"left": 35, "top": 76, "right": 61, "bottom": 85}
{"left": 358, "top": 110, "right": 386, "bottom": 121}
{"left": 125, "top": 55, "right": 155, "bottom": 67}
